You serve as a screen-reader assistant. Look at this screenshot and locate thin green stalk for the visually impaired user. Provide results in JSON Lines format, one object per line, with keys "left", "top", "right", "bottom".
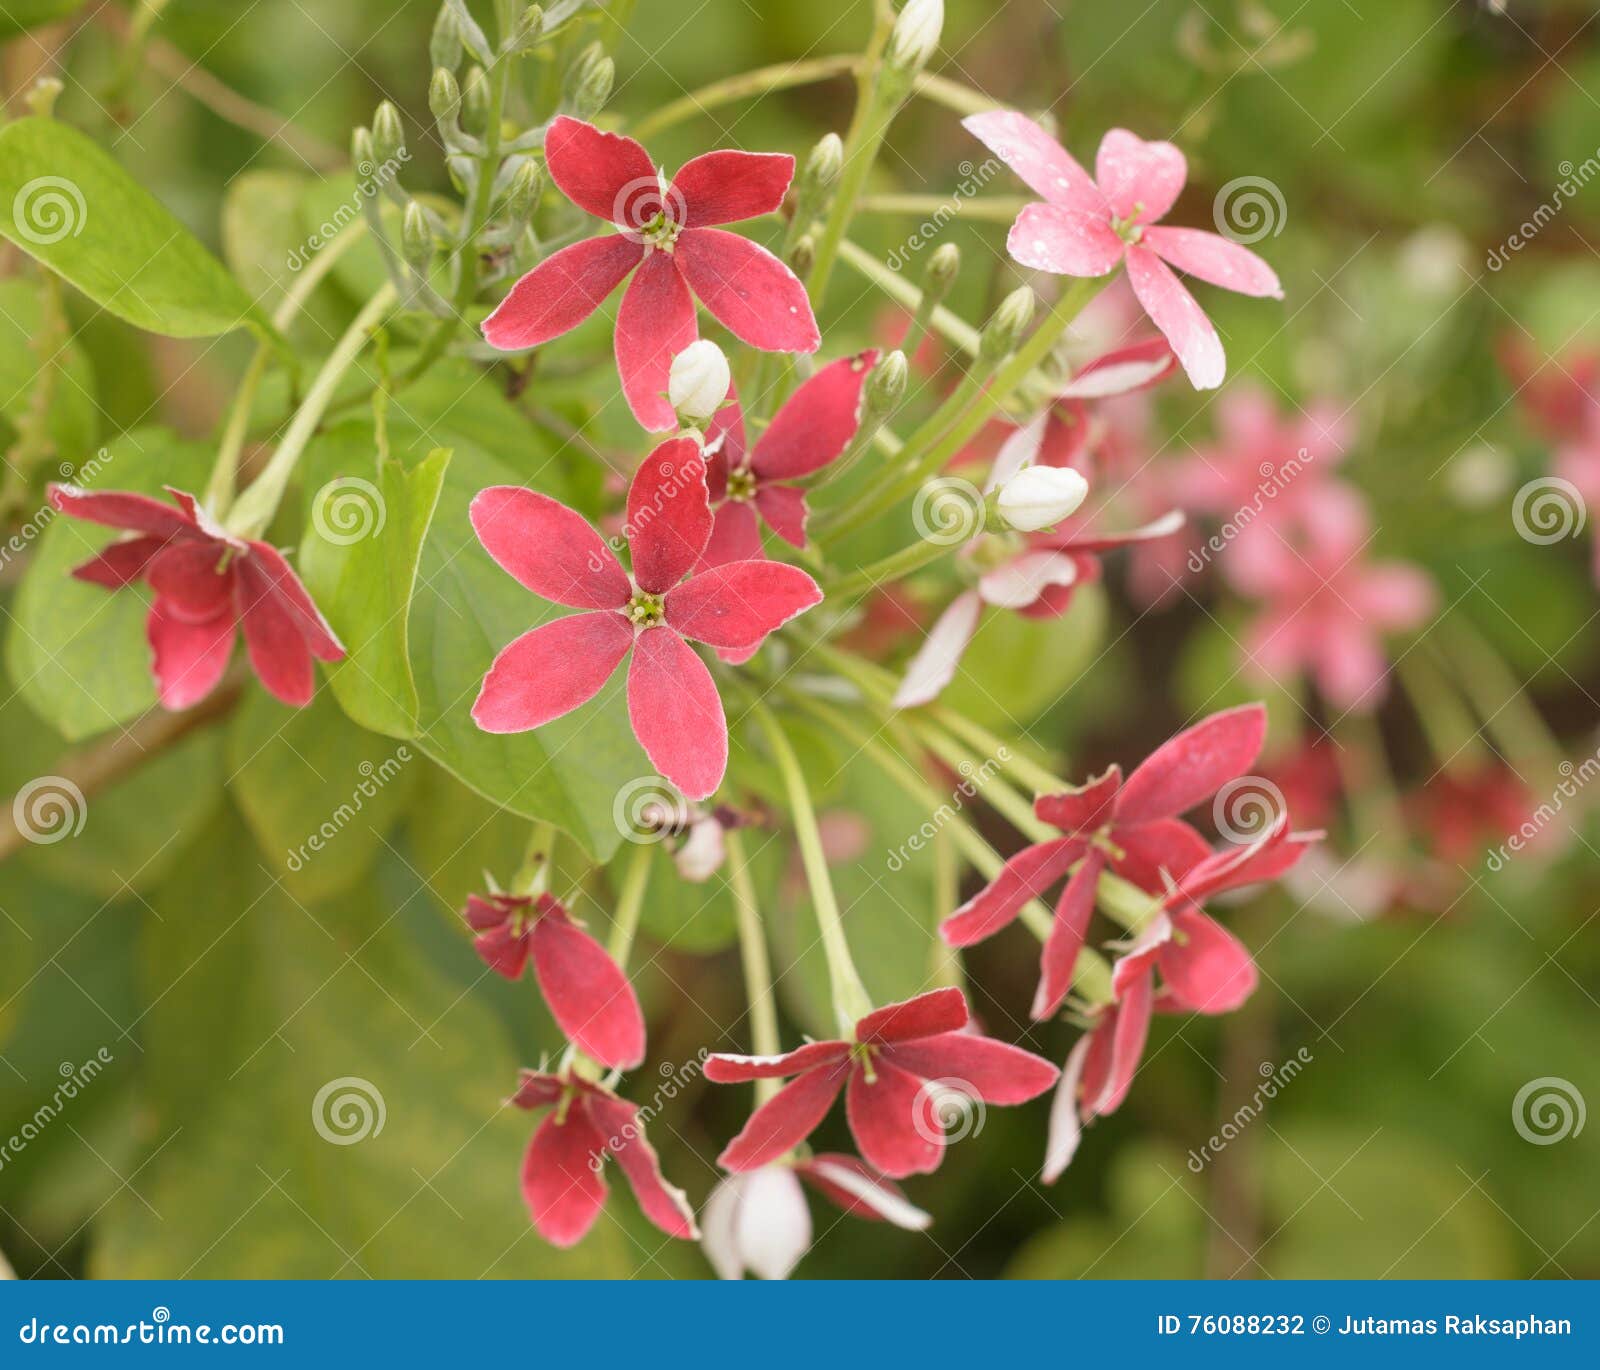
{"left": 858, "top": 193, "right": 1028, "bottom": 222}
{"left": 752, "top": 701, "right": 873, "bottom": 1034}
{"left": 1396, "top": 650, "right": 1487, "bottom": 773}
{"left": 1439, "top": 618, "right": 1564, "bottom": 776}
{"left": 929, "top": 825, "right": 966, "bottom": 991}
{"left": 225, "top": 282, "right": 397, "bottom": 539}
{"left": 726, "top": 829, "right": 783, "bottom": 1104}
{"left": 510, "top": 822, "right": 556, "bottom": 896}
{"left": 822, "top": 526, "right": 969, "bottom": 601}
{"left": 628, "top": 56, "right": 858, "bottom": 140}
{"left": 607, "top": 841, "right": 653, "bottom": 969}
{"left": 836, "top": 237, "right": 979, "bottom": 355}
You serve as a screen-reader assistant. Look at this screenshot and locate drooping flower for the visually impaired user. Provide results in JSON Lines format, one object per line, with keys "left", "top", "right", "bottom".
{"left": 965, "top": 112, "right": 1283, "bottom": 388}
{"left": 698, "top": 350, "right": 881, "bottom": 568}
{"left": 700, "top": 1155, "right": 931, "bottom": 1280}
{"left": 707, "top": 988, "right": 1058, "bottom": 1179}
{"left": 482, "top": 117, "right": 820, "bottom": 430}
{"left": 941, "top": 704, "right": 1268, "bottom": 1020}
{"left": 1042, "top": 814, "right": 1317, "bottom": 1180}
{"left": 511, "top": 1070, "right": 697, "bottom": 1248}
{"left": 47, "top": 483, "right": 343, "bottom": 710}
{"left": 469, "top": 438, "right": 823, "bottom": 799}
{"left": 462, "top": 892, "right": 644, "bottom": 1069}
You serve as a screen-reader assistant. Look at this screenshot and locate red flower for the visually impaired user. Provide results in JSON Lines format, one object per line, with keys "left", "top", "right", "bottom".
{"left": 966, "top": 113, "right": 1283, "bottom": 389}
{"left": 511, "top": 1070, "right": 697, "bottom": 1248}
{"left": 699, "top": 350, "right": 880, "bottom": 568}
{"left": 941, "top": 704, "right": 1268, "bottom": 1020}
{"left": 706, "top": 988, "right": 1058, "bottom": 1179}
{"left": 468, "top": 438, "right": 823, "bottom": 799}
{"left": 463, "top": 892, "right": 644, "bottom": 1070}
{"left": 47, "top": 483, "right": 343, "bottom": 710}
{"left": 482, "top": 117, "right": 820, "bottom": 430}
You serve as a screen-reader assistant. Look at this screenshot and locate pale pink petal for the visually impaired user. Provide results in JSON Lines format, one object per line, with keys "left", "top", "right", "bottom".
{"left": 1094, "top": 129, "right": 1187, "bottom": 225}
{"left": 892, "top": 590, "right": 981, "bottom": 708}
{"left": 1042, "top": 1033, "right": 1091, "bottom": 1183}
{"left": 1141, "top": 225, "right": 1283, "bottom": 299}
{"left": 962, "top": 110, "right": 1103, "bottom": 211}
{"left": 977, "top": 549, "right": 1079, "bottom": 609}
{"left": 1125, "top": 245, "right": 1225, "bottom": 390}
{"left": 1007, "top": 202, "right": 1124, "bottom": 277}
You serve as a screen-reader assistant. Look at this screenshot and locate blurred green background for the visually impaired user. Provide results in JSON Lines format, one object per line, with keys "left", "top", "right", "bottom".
{"left": 0, "top": 0, "right": 1597, "bottom": 1279}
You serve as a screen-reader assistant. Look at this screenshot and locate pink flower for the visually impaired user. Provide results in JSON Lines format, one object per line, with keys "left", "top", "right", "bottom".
{"left": 1231, "top": 492, "right": 1436, "bottom": 711}
{"left": 1043, "top": 815, "right": 1316, "bottom": 1180}
{"left": 892, "top": 510, "right": 1186, "bottom": 709}
{"left": 47, "top": 483, "right": 343, "bottom": 710}
{"left": 942, "top": 705, "right": 1268, "bottom": 1020}
{"left": 699, "top": 350, "right": 881, "bottom": 568}
{"left": 965, "top": 113, "right": 1283, "bottom": 389}
{"left": 482, "top": 117, "right": 820, "bottom": 430}
{"left": 512, "top": 1070, "right": 697, "bottom": 1248}
{"left": 463, "top": 892, "right": 644, "bottom": 1070}
{"left": 468, "top": 438, "right": 823, "bottom": 799}
{"left": 707, "top": 988, "right": 1058, "bottom": 1178}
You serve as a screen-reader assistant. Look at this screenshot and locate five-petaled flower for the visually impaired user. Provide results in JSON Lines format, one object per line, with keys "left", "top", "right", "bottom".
{"left": 469, "top": 438, "right": 823, "bottom": 799}
{"left": 512, "top": 1069, "right": 698, "bottom": 1248}
{"left": 941, "top": 704, "right": 1269, "bottom": 1021}
{"left": 707, "top": 987, "right": 1059, "bottom": 1178}
{"left": 965, "top": 112, "right": 1283, "bottom": 389}
{"left": 47, "top": 483, "right": 344, "bottom": 710}
{"left": 482, "top": 116, "right": 820, "bottom": 431}
{"left": 463, "top": 891, "right": 644, "bottom": 1070}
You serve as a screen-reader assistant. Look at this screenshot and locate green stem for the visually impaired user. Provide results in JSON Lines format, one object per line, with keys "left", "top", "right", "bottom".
{"left": 1396, "top": 650, "right": 1486, "bottom": 773}
{"left": 510, "top": 821, "right": 556, "bottom": 896}
{"left": 627, "top": 55, "right": 858, "bottom": 141}
{"left": 1439, "top": 618, "right": 1564, "bottom": 776}
{"left": 752, "top": 701, "right": 873, "bottom": 1034}
{"left": 607, "top": 841, "right": 653, "bottom": 969}
{"left": 822, "top": 525, "right": 971, "bottom": 601}
{"left": 857, "top": 193, "right": 1028, "bottom": 222}
{"left": 726, "top": 828, "right": 783, "bottom": 1104}
{"left": 225, "top": 283, "right": 397, "bottom": 540}
{"left": 835, "top": 238, "right": 979, "bottom": 356}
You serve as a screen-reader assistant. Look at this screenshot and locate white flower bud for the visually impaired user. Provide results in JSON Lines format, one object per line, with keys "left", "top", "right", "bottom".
{"left": 887, "top": 0, "right": 944, "bottom": 72}
{"left": 673, "top": 814, "right": 726, "bottom": 883}
{"left": 997, "top": 465, "right": 1089, "bottom": 531}
{"left": 668, "top": 340, "right": 731, "bottom": 423}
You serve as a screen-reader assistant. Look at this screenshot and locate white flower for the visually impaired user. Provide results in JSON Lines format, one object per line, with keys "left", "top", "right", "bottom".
{"left": 996, "top": 465, "right": 1089, "bottom": 531}
{"left": 668, "top": 340, "right": 730, "bottom": 422}
{"left": 700, "top": 1166, "right": 812, "bottom": 1280}
{"left": 887, "top": 0, "right": 944, "bottom": 71}
{"left": 674, "top": 812, "right": 726, "bottom": 883}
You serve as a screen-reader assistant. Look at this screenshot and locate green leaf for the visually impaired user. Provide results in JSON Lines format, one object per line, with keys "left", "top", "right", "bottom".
{"left": 0, "top": 118, "right": 267, "bottom": 340}
{"left": 0, "top": 1, "right": 85, "bottom": 37}
{"left": 222, "top": 169, "right": 314, "bottom": 317}
{"left": 0, "top": 278, "right": 97, "bottom": 461}
{"left": 5, "top": 431, "right": 212, "bottom": 740}
{"left": 299, "top": 429, "right": 450, "bottom": 739}
{"left": 226, "top": 689, "right": 417, "bottom": 903}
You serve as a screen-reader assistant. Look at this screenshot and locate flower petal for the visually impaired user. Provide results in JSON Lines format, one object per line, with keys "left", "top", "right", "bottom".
{"left": 1125, "top": 245, "right": 1225, "bottom": 390}
{"left": 1006, "top": 202, "right": 1124, "bottom": 277}
{"left": 751, "top": 351, "right": 880, "bottom": 480}
{"left": 530, "top": 899, "right": 646, "bottom": 1069}
{"left": 1113, "top": 817, "right": 1212, "bottom": 891}
{"left": 1088, "top": 971, "right": 1154, "bottom": 1117}
{"left": 977, "top": 549, "right": 1079, "bottom": 609}
{"left": 1031, "top": 849, "right": 1103, "bottom": 1020}
{"left": 626, "top": 437, "right": 713, "bottom": 593}
{"left": 800, "top": 1155, "right": 932, "bottom": 1230}
{"left": 543, "top": 115, "right": 658, "bottom": 223}
{"left": 883, "top": 1032, "right": 1060, "bottom": 1104}
{"left": 1034, "top": 767, "right": 1122, "bottom": 835}
{"left": 941, "top": 835, "right": 1083, "bottom": 947}
{"left": 962, "top": 110, "right": 1102, "bottom": 211}
{"left": 586, "top": 1093, "right": 699, "bottom": 1241}
{"left": 144, "top": 541, "right": 232, "bottom": 620}
{"left": 855, "top": 987, "right": 969, "bottom": 1045}
{"left": 1095, "top": 128, "right": 1187, "bottom": 224}
{"left": 234, "top": 571, "right": 316, "bottom": 707}
{"left": 147, "top": 601, "right": 235, "bottom": 710}
{"left": 481, "top": 235, "right": 643, "bottom": 351}
{"left": 238, "top": 544, "right": 344, "bottom": 661}
{"left": 627, "top": 627, "right": 726, "bottom": 800}
{"left": 520, "top": 1108, "right": 609, "bottom": 1248}
{"left": 1041, "top": 1033, "right": 1092, "bottom": 1184}
{"left": 705, "top": 1041, "right": 852, "bottom": 1083}
{"left": 696, "top": 499, "right": 764, "bottom": 571}
{"left": 1058, "top": 336, "right": 1178, "bottom": 398}
{"left": 670, "top": 149, "right": 794, "bottom": 227}
{"left": 1114, "top": 703, "right": 1267, "bottom": 826}
{"left": 676, "top": 228, "right": 820, "bottom": 353}
{"left": 716, "top": 1064, "right": 848, "bottom": 1171}
{"left": 48, "top": 483, "right": 194, "bottom": 538}
{"left": 892, "top": 590, "right": 982, "bottom": 709}
{"left": 753, "top": 484, "right": 808, "bottom": 548}
{"left": 846, "top": 1059, "right": 942, "bottom": 1178}
{"left": 472, "top": 612, "right": 632, "bottom": 733}
{"left": 616, "top": 251, "right": 699, "bottom": 431}
{"left": 470, "top": 486, "right": 630, "bottom": 610}
{"left": 664, "top": 560, "right": 822, "bottom": 648}
{"left": 1141, "top": 226, "right": 1283, "bottom": 298}
{"left": 1158, "top": 908, "right": 1257, "bottom": 1013}
{"left": 70, "top": 535, "right": 166, "bottom": 588}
